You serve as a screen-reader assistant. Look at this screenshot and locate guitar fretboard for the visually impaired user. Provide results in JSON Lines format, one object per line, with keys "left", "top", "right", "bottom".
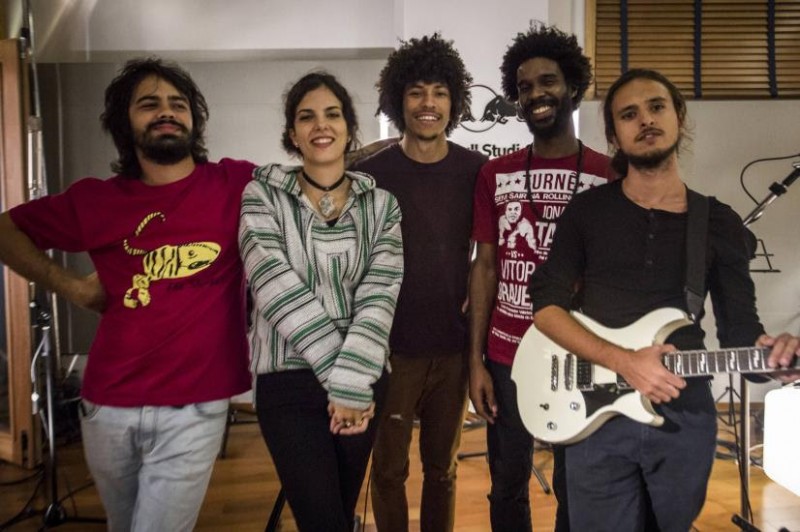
{"left": 662, "top": 347, "right": 775, "bottom": 377}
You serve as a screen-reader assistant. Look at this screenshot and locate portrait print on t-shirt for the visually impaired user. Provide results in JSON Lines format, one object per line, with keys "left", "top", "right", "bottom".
{"left": 123, "top": 211, "right": 221, "bottom": 308}
{"left": 494, "top": 167, "right": 605, "bottom": 324}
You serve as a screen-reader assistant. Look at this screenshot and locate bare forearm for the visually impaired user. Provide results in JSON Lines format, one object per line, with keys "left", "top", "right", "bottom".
{"left": 533, "top": 305, "right": 629, "bottom": 373}
{"left": 468, "top": 259, "right": 496, "bottom": 368}
{"left": 0, "top": 212, "right": 83, "bottom": 301}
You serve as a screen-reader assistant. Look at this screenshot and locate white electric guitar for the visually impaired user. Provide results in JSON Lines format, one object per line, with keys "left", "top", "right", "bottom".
{"left": 511, "top": 307, "right": 798, "bottom": 445}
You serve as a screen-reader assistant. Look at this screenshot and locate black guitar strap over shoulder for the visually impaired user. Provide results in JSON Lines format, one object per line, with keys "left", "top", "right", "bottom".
{"left": 685, "top": 188, "right": 710, "bottom": 322}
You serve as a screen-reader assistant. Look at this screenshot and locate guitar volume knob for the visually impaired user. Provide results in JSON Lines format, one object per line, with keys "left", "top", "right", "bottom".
{"left": 547, "top": 422, "right": 557, "bottom": 431}
{"left": 569, "top": 402, "right": 580, "bottom": 411}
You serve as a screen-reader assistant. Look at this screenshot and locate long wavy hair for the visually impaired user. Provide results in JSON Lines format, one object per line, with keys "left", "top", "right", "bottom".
{"left": 101, "top": 57, "right": 209, "bottom": 178}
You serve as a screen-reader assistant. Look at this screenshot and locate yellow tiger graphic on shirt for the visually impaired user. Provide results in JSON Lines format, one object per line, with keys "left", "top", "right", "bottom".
{"left": 123, "top": 212, "right": 221, "bottom": 309}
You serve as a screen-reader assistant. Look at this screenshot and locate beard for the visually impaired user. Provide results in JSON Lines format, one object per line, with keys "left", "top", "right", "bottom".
{"left": 522, "top": 92, "right": 573, "bottom": 140}
{"left": 136, "top": 120, "right": 193, "bottom": 165}
{"left": 625, "top": 137, "right": 680, "bottom": 171}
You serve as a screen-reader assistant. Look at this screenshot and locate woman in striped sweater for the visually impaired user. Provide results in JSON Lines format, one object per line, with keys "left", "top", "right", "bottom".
{"left": 238, "top": 72, "right": 404, "bottom": 531}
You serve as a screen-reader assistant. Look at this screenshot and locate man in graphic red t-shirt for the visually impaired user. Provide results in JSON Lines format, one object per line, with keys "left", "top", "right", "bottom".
{"left": 468, "top": 23, "right": 614, "bottom": 532}
{"left": 0, "top": 58, "right": 252, "bottom": 531}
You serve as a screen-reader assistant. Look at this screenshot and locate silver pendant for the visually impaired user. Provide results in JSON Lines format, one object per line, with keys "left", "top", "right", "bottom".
{"left": 318, "top": 193, "right": 337, "bottom": 218}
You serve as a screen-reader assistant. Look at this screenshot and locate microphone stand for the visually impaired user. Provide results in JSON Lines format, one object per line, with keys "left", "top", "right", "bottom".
{"left": 731, "top": 160, "right": 799, "bottom": 531}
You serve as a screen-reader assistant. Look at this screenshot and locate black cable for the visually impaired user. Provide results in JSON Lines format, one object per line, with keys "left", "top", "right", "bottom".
{"left": 0, "top": 473, "right": 44, "bottom": 531}
{"left": 0, "top": 464, "right": 44, "bottom": 486}
{"left": 739, "top": 152, "right": 800, "bottom": 204}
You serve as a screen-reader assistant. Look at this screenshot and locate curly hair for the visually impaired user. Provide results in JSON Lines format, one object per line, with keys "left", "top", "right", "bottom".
{"left": 281, "top": 71, "right": 360, "bottom": 158}
{"left": 376, "top": 33, "right": 473, "bottom": 136}
{"left": 101, "top": 57, "right": 209, "bottom": 178}
{"left": 500, "top": 21, "right": 592, "bottom": 108}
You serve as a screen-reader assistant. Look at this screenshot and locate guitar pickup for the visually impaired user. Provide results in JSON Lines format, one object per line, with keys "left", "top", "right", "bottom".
{"left": 565, "top": 353, "right": 574, "bottom": 391}
{"left": 550, "top": 354, "right": 559, "bottom": 391}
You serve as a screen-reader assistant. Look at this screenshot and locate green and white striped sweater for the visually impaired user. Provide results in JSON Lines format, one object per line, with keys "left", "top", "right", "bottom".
{"left": 239, "top": 163, "right": 403, "bottom": 410}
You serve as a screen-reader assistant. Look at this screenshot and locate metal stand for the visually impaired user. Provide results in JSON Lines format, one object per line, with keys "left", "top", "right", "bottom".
{"left": 729, "top": 161, "right": 799, "bottom": 531}
{"left": 732, "top": 376, "right": 756, "bottom": 531}
{"left": 2, "top": 309, "right": 105, "bottom": 529}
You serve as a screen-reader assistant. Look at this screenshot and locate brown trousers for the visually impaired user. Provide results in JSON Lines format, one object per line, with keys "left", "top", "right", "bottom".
{"left": 370, "top": 353, "right": 469, "bottom": 532}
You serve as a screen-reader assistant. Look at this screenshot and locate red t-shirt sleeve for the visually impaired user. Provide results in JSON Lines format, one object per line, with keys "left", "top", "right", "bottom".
{"left": 8, "top": 179, "right": 96, "bottom": 252}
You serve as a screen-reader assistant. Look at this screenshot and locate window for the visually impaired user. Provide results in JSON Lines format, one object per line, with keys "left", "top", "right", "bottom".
{"left": 588, "top": 0, "right": 800, "bottom": 98}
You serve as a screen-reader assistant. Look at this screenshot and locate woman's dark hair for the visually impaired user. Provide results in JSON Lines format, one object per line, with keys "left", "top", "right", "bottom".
{"left": 500, "top": 21, "right": 592, "bottom": 108}
{"left": 376, "top": 33, "right": 472, "bottom": 136}
{"left": 281, "top": 71, "right": 360, "bottom": 157}
{"left": 101, "top": 57, "right": 209, "bottom": 178}
{"left": 603, "top": 68, "right": 689, "bottom": 176}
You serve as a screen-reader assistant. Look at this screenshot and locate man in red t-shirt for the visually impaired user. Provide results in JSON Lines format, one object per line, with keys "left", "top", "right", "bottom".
{"left": 468, "top": 23, "right": 615, "bottom": 532}
{"left": 0, "top": 58, "right": 253, "bottom": 531}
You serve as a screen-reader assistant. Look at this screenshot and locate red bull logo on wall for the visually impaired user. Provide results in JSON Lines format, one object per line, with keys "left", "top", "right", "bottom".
{"left": 461, "top": 84, "right": 524, "bottom": 133}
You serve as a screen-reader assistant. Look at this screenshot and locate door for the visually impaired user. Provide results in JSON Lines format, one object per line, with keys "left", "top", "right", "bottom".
{"left": 0, "top": 38, "right": 39, "bottom": 467}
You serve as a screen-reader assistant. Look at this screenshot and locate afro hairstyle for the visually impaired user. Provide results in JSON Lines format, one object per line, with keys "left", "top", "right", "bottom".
{"left": 376, "top": 33, "right": 473, "bottom": 136}
{"left": 500, "top": 21, "right": 593, "bottom": 108}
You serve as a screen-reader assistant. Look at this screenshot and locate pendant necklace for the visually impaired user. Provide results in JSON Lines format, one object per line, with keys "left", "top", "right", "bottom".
{"left": 301, "top": 170, "right": 348, "bottom": 218}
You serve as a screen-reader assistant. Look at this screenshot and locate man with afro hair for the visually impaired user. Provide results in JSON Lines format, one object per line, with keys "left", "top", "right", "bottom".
{"left": 468, "top": 22, "right": 615, "bottom": 531}
{"left": 352, "top": 33, "right": 487, "bottom": 532}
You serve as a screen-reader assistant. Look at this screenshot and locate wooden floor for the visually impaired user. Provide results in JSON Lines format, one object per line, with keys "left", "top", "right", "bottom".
{"left": 0, "top": 409, "right": 798, "bottom": 531}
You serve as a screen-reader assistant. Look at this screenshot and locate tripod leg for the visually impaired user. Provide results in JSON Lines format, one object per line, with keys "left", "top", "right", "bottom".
{"left": 531, "top": 461, "right": 551, "bottom": 494}
{"left": 265, "top": 488, "right": 285, "bottom": 532}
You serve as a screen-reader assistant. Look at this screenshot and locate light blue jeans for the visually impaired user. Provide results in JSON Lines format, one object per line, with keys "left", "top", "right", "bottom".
{"left": 79, "top": 398, "right": 229, "bottom": 532}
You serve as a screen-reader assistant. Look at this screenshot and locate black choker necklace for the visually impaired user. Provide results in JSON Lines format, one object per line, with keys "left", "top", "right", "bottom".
{"left": 524, "top": 140, "right": 584, "bottom": 223}
{"left": 302, "top": 170, "right": 348, "bottom": 218}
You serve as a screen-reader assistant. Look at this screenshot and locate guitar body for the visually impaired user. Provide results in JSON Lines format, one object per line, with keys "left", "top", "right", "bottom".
{"left": 511, "top": 307, "right": 693, "bottom": 444}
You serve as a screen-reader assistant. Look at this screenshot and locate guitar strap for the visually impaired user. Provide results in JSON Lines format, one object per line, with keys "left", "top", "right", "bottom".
{"left": 685, "top": 188, "right": 710, "bottom": 322}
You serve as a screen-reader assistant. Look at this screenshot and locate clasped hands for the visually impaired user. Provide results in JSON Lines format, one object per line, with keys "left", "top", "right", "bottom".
{"left": 328, "top": 401, "right": 375, "bottom": 436}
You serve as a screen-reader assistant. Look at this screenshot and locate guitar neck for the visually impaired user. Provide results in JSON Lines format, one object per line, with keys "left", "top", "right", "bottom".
{"left": 662, "top": 346, "right": 798, "bottom": 377}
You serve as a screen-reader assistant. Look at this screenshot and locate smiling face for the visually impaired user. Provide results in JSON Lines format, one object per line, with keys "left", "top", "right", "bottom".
{"left": 516, "top": 57, "right": 574, "bottom": 140}
{"left": 610, "top": 78, "right": 682, "bottom": 171}
{"left": 128, "top": 75, "right": 194, "bottom": 165}
{"left": 402, "top": 81, "right": 452, "bottom": 141}
{"left": 289, "top": 86, "right": 350, "bottom": 168}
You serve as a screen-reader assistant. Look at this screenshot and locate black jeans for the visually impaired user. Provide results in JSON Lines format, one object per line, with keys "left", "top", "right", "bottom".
{"left": 486, "top": 360, "right": 570, "bottom": 532}
{"left": 565, "top": 380, "right": 716, "bottom": 531}
{"left": 256, "top": 370, "right": 388, "bottom": 532}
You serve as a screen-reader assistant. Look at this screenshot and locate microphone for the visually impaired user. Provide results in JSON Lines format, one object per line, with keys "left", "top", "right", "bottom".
{"left": 743, "top": 161, "right": 800, "bottom": 226}
{"left": 768, "top": 162, "right": 800, "bottom": 196}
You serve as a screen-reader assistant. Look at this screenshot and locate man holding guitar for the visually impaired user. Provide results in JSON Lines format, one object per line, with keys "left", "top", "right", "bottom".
{"left": 529, "top": 68, "right": 800, "bottom": 531}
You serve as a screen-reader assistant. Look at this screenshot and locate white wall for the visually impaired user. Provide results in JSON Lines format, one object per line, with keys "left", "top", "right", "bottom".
{"left": 31, "top": 0, "right": 397, "bottom": 62}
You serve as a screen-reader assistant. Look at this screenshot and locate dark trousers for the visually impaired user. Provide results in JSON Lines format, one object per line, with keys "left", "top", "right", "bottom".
{"left": 255, "top": 370, "right": 388, "bottom": 532}
{"left": 486, "top": 360, "right": 570, "bottom": 532}
{"left": 565, "top": 380, "right": 717, "bottom": 532}
{"left": 370, "top": 354, "right": 469, "bottom": 532}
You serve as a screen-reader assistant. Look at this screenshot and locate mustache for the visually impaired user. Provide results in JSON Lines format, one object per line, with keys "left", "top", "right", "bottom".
{"left": 147, "top": 119, "right": 189, "bottom": 133}
{"left": 636, "top": 127, "right": 663, "bottom": 141}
